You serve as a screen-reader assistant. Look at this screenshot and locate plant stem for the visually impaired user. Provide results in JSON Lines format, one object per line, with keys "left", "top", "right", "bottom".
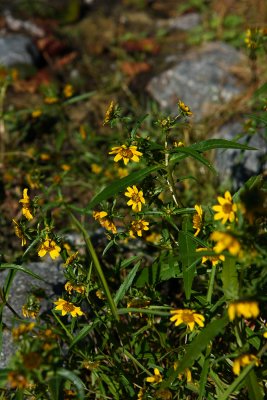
{"left": 207, "top": 266, "right": 216, "bottom": 304}
{"left": 68, "top": 210, "right": 119, "bottom": 321}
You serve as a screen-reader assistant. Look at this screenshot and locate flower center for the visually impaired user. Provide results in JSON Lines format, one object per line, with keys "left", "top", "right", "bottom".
{"left": 121, "top": 149, "right": 133, "bottom": 158}
{"left": 182, "top": 312, "right": 194, "bottom": 323}
{"left": 63, "top": 303, "right": 75, "bottom": 312}
{"left": 132, "top": 194, "right": 141, "bottom": 203}
{"left": 222, "top": 202, "right": 233, "bottom": 214}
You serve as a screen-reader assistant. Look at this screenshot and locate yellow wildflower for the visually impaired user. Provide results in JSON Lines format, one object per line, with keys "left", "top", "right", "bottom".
{"left": 96, "top": 289, "right": 105, "bottom": 300}
{"left": 192, "top": 204, "right": 203, "bottom": 236}
{"left": 22, "top": 305, "right": 39, "bottom": 319}
{"left": 91, "top": 163, "right": 102, "bottom": 174}
{"left": 174, "top": 141, "right": 185, "bottom": 147}
{"left": 116, "top": 167, "right": 128, "bottom": 178}
{"left": 93, "top": 211, "right": 108, "bottom": 220}
{"left": 64, "top": 251, "right": 79, "bottom": 266}
{"left": 129, "top": 219, "right": 149, "bottom": 238}
{"left": 125, "top": 185, "right": 145, "bottom": 212}
{"left": 109, "top": 144, "right": 142, "bottom": 165}
{"left": 103, "top": 100, "right": 115, "bottom": 125}
{"left": 40, "top": 153, "right": 50, "bottom": 161}
{"left": 63, "top": 84, "right": 73, "bottom": 98}
{"left": 210, "top": 231, "right": 241, "bottom": 256}
{"left": 146, "top": 368, "right": 163, "bottom": 384}
{"left": 228, "top": 301, "right": 259, "bottom": 321}
{"left": 197, "top": 247, "right": 225, "bottom": 267}
{"left": 7, "top": 371, "right": 29, "bottom": 390}
{"left": 79, "top": 125, "right": 87, "bottom": 140}
{"left": 61, "top": 164, "right": 71, "bottom": 171}
{"left": 54, "top": 298, "right": 84, "bottom": 317}
{"left": 31, "top": 109, "right": 42, "bottom": 118}
{"left": 38, "top": 238, "right": 61, "bottom": 260}
{"left": 146, "top": 232, "right": 161, "bottom": 244}
{"left": 263, "top": 331, "right": 267, "bottom": 339}
{"left": 178, "top": 100, "right": 192, "bottom": 116}
{"left": 44, "top": 96, "right": 58, "bottom": 104}
{"left": 12, "top": 323, "right": 35, "bottom": 340}
{"left": 93, "top": 211, "right": 117, "bottom": 233}
{"left": 212, "top": 191, "right": 237, "bottom": 224}
{"left": 170, "top": 309, "right": 205, "bottom": 331}
{"left": 174, "top": 361, "right": 192, "bottom": 383}
{"left": 19, "top": 188, "right": 33, "bottom": 220}
{"left": 65, "top": 281, "right": 86, "bottom": 294}
{"left": 12, "top": 219, "right": 27, "bottom": 246}
{"left": 137, "top": 387, "right": 145, "bottom": 400}
{"left": 233, "top": 354, "right": 260, "bottom": 375}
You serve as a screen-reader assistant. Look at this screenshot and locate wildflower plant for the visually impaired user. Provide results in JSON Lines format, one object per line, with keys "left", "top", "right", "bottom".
{"left": 0, "top": 83, "right": 267, "bottom": 400}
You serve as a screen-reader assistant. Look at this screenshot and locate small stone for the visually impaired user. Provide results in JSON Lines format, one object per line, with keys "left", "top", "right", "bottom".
{"left": 0, "top": 34, "right": 40, "bottom": 67}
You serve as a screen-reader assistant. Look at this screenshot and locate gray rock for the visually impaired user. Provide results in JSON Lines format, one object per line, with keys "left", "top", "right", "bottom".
{"left": 213, "top": 121, "right": 267, "bottom": 189}
{"left": 147, "top": 42, "right": 246, "bottom": 121}
{"left": 0, "top": 259, "right": 65, "bottom": 368}
{"left": 0, "top": 34, "right": 40, "bottom": 67}
{"left": 157, "top": 13, "right": 201, "bottom": 32}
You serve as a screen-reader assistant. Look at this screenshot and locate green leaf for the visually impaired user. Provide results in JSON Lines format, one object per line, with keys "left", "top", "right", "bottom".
{"left": 190, "top": 138, "right": 257, "bottom": 152}
{"left": 221, "top": 257, "right": 239, "bottom": 300}
{"left": 169, "top": 315, "right": 228, "bottom": 379}
{"left": 56, "top": 369, "right": 85, "bottom": 400}
{"left": 135, "top": 253, "right": 181, "bottom": 287}
{"left": 245, "top": 113, "right": 267, "bottom": 126}
{"left": 179, "top": 216, "right": 197, "bottom": 300}
{"left": 245, "top": 369, "right": 264, "bottom": 400}
{"left": 69, "top": 320, "right": 101, "bottom": 349}
{"left": 114, "top": 261, "right": 140, "bottom": 305}
{"left": 63, "top": 91, "right": 95, "bottom": 105}
{"left": 170, "top": 147, "right": 216, "bottom": 173}
{"left": 84, "top": 165, "right": 163, "bottom": 211}
{"left": 198, "top": 355, "right": 210, "bottom": 400}
{"left": 0, "top": 263, "right": 44, "bottom": 281}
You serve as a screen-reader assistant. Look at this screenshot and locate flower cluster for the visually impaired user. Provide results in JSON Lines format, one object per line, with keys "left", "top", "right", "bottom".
{"left": 92, "top": 211, "right": 117, "bottom": 234}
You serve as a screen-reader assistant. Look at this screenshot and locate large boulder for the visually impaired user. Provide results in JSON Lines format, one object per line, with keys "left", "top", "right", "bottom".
{"left": 147, "top": 41, "right": 247, "bottom": 121}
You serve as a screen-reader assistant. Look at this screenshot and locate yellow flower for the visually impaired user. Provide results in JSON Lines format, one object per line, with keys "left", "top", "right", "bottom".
{"left": 31, "top": 109, "right": 42, "bottom": 118}
{"left": 170, "top": 309, "right": 205, "bottom": 331}
{"left": 19, "top": 188, "right": 33, "bottom": 220}
{"left": 146, "top": 368, "right": 163, "bottom": 384}
{"left": 233, "top": 354, "right": 260, "bottom": 375}
{"left": 210, "top": 231, "right": 241, "bottom": 256}
{"left": 93, "top": 211, "right": 108, "bottom": 220}
{"left": 116, "top": 167, "right": 128, "bottom": 178}
{"left": 129, "top": 219, "right": 149, "bottom": 237}
{"left": 137, "top": 387, "right": 145, "bottom": 400}
{"left": 12, "top": 323, "right": 35, "bottom": 340}
{"left": 8, "top": 371, "right": 29, "bottom": 389}
{"left": 174, "top": 141, "right": 185, "bottom": 147}
{"left": 228, "top": 301, "right": 259, "bottom": 321}
{"left": 44, "top": 96, "right": 58, "bottom": 104}
{"left": 12, "top": 219, "right": 27, "bottom": 246}
{"left": 38, "top": 238, "right": 61, "bottom": 260}
{"left": 40, "top": 153, "right": 50, "bottom": 160}
{"left": 146, "top": 232, "right": 161, "bottom": 244}
{"left": 64, "top": 252, "right": 79, "bottom": 267}
{"left": 22, "top": 305, "right": 39, "bottom": 319}
{"left": 178, "top": 100, "right": 192, "bottom": 116}
{"left": 212, "top": 191, "right": 237, "bottom": 224}
{"left": 96, "top": 289, "right": 105, "bottom": 300}
{"left": 103, "top": 100, "right": 115, "bottom": 125}
{"left": 93, "top": 211, "right": 117, "bottom": 233}
{"left": 63, "top": 84, "right": 73, "bottom": 98}
{"left": 263, "top": 331, "right": 267, "bottom": 339}
{"left": 174, "top": 362, "right": 192, "bottom": 383}
{"left": 91, "top": 163, "right": 102, "bottom": 174}
{"left": 79, "top": 125, "right": 87, "bottom": 140}
{"left": 196, "top": 247, "right": 225, "bottom": 267}
{"left": 192, "top": 204, "right": 203, "bottom": 236}
{"left": 65, "top": 281, "right": 86, "bottom": 294}
{"left": 109, "top": 144, "right": 142, "bottom": 165}
{"left": 125, "top": 185, "right": 145, "bottom": 212}
{"left": 54, "top": 298, "right": 84, "bottom": 317}
{"left": 61, "top": 164, "right": 71, "bottom": 171}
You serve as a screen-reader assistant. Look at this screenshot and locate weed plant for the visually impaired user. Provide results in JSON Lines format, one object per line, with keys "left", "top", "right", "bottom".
{"left": 0, "top": 29, "right": 267, "bottom": 400}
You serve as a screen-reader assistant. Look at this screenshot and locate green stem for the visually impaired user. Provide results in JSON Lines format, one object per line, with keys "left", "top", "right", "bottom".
{"left": 119, "top": 348, "right": 151, "bottom": 375}
{"left": 68, "top": 210, "right": 119, "bottom": 321}
{"left": 52, "top": 310, "right": 73, "bottom": 340}
{"left": 207, "top": 266, "right": 216, "bottom": 304}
